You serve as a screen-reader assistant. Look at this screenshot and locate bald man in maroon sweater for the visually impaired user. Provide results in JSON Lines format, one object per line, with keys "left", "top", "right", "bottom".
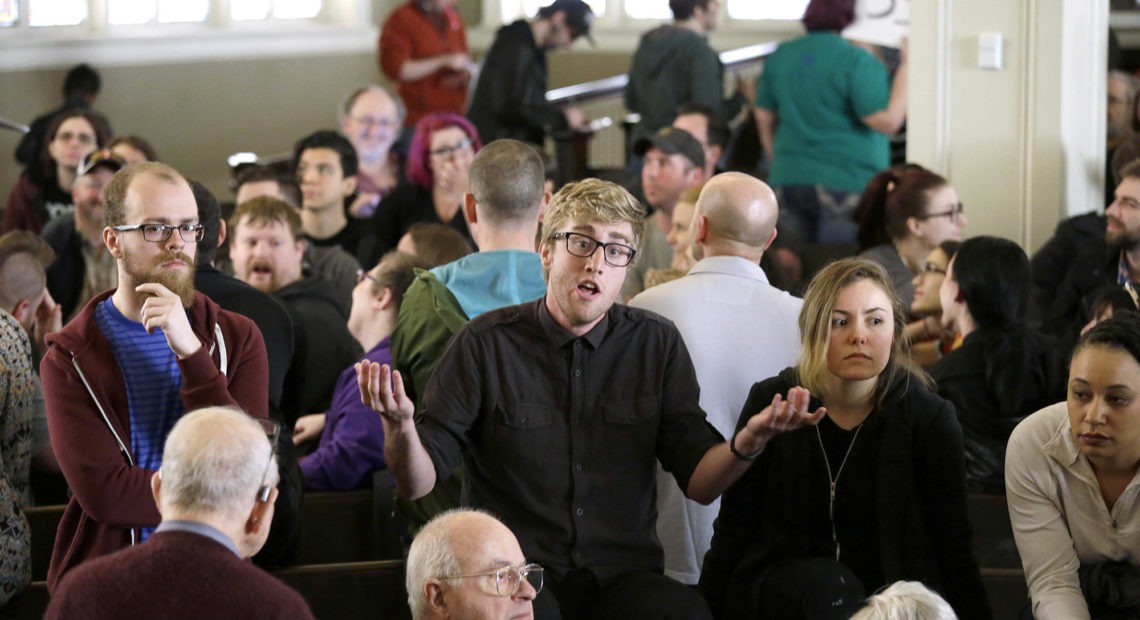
{"left": 46, "top": 407, "right": 314, "bottom": 620}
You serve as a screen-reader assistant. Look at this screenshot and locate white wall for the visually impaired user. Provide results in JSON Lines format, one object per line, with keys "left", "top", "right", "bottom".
{"left": 909, "top": 0, "right": 1107, "bottom": 252}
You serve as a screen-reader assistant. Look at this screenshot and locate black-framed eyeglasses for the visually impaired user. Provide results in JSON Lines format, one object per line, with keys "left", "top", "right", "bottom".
{"left": 550, "top": 231, "right": 637, "bottom": 267}
{"left": 355, "top": 269, "right": 379, "bottom": 286}
{"left": 441, "top": 563, "right": 544, "bottom": 597}
{"left": 255, "top": 418, "right": 281, "bottom": 503}
{"left": 918, "top": 203, "right": 965, "bottom": 222}
{"left": 112, "top": 223, "right": 205, "bottom": 243}
{"left": 429, "top": 138, "right": 473, "bottom": 159}
{"left": 921, "top": 262, "right": 947, "bottom": 275}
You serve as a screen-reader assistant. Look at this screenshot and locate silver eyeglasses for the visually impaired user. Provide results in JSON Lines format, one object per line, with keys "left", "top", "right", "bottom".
{"left": 255, "top": 418, "right": 281, "bottom": 503}
{"left": 112, "top": 223, "right": 205, "bottom": 243}
{"left": 550, "top": 231, "right": 637, "bottom": 267}
{"left": 442, "top": 563, "right": 544, "bottom": 597}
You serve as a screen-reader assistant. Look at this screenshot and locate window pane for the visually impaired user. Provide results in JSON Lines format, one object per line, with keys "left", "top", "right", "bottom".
{"left": 29, "top": 0, "right": 86, "bottom": 26}
{"left": 0, "top": 0, "right": 17, "bottom": 27}
{"left": 624, "top": 0, "right": 669, "bottom": 20}
{"left": 233, "top": 0, "right": 272, "bottom": 21}
{"left": 727, "top": 0, "right": 808, "bottom": 20}
{"left": 158, "top": 0, "right": 209, "bottom": 22}
{"left": 523, "top": 0, "right": 604, "bottom": 18}
{"left": 273, "top": 0, "right": 321, "bottom": 19}
{"left": 109, "top": 0, "right": 156, "bottom": 25}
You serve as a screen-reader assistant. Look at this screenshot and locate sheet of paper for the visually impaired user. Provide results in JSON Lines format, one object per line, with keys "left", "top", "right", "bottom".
{"left": 843, "top": 0, "right": 910, "bottom": 49}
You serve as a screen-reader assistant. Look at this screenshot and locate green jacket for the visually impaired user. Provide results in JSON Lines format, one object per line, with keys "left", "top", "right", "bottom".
{"left": 391, "top": 269, "right": 469, "bottom": 411}
{"left": 389, "top": 270, "right": 468, "bottom": 531}
{"left": 625, "top": 24, "right": 746, "bottom": 146}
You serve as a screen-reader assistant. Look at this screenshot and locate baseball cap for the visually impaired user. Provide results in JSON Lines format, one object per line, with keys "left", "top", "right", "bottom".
{"left": 545, "top": 0, "right": 595, "bottom": 45}
{"left": 77, "top": 148, "right": 126, "bottom": 177}
{"left": 632, "top": 127, "right": 705, "bottom": 171}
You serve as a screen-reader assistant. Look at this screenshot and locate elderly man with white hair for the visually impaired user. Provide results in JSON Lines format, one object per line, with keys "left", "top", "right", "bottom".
{"left": 45, "top": 407, "right": 314, "bottom": 619}
{"left": 407, "top": 509, "right": 540, "bottom": 620}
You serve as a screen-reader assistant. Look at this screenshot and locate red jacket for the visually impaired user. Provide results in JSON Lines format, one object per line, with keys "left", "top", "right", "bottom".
{"left": 41, "top": 289, "right": 269, "bottom": 592}
{"left": 378, "top": 1, "right": 470, "bottom": 126}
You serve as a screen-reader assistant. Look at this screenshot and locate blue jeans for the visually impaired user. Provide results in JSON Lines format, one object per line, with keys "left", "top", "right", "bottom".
{"left": 774, "top": 185, "right": 860, "bottom": 245}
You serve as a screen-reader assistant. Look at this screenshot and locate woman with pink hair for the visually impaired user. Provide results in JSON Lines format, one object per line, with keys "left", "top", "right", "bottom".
{"left": 370, "top": 111, "right": 482, "bottom": 257}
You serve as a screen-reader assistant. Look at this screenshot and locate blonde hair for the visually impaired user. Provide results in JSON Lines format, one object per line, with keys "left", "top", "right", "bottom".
{"left": 796, "top": 258, "right": 930, "bottom": 404}
{"left": 540, "top": 178, "right": 647, "bottom": 260}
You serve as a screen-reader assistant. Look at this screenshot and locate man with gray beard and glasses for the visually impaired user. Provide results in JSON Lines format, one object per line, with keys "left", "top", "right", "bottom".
{"left": 39, "top": 162, "right": 270, "bottom": 593}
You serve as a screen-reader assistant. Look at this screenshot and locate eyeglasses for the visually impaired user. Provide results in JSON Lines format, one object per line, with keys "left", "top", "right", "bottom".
{"left": 442, "top": 563, "right": 544, "bottom": 597}
{"left": 351, "top": 116, "right": 398, "bottom": 129}
{"left": 112, "top": 223, "right": 205, "bottom": 243}
{"left": 355, "top": 269, "right": 379, "bottom": 285}
{"left": 550, "top": 231, "right": 637, "bottom": 267}
{"left": 55, "top": 131, "right": 96, "bottom": 145}
{"left": 921, "top": 262, "right": 947, "bottom": 275}
{"left": 429, "top": 138, "right": 473, "bottom": 159}
{"left": 919, "top": 203, "right": 965, "bottom": 222}
{"left": 255, "top": 418, "right": 281, "bottom": 503}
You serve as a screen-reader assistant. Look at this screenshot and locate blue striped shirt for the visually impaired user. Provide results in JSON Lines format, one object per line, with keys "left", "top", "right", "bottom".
{"left": 96, "top": 297, "right": 185, "bottom": 541}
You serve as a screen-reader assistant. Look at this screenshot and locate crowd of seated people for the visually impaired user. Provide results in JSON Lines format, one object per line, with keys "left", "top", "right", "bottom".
{"left": 6, "top": 0, "right": 1140, "bottom": 617}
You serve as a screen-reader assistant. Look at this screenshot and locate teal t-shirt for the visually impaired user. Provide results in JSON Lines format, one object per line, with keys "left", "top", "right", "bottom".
{"left": 757, "top": 32, "right": 891, "bottom": 193}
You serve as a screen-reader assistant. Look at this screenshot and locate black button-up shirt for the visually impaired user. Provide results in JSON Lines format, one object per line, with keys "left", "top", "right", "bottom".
{"left": 417, "top": 297, "right": 723, "bottom": 581}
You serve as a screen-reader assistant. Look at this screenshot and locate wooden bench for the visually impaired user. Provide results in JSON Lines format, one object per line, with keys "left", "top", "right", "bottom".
{"left": 4, "top": 581, "right": 49, "bottom": 620}
{"left": 981, "top": 567, "right": 1028, "bottom": 619}
{"left": 26, "top": 505, "right": 64, "bottom": 582}
{"left": 26, "top": 479, "right": 408, "bottom": 581}
{"left": 967, "top": 493, "right": 1022, "bottom": 570}
{"left": 4, "top": 559, "right": 413, "bottom": 620}
{"left": 294, "top": 478, "right": 406, "bottom": 564}
{"left": 275, "top": 560, "right": 411, "bottom": 620}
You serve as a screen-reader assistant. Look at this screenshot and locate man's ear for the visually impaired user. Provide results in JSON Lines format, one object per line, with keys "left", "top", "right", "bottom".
{"left": 708, "top": 145, "right": 723, "bottom": 169}
{"left": 539, "top": 238, "right": 553, "bottom": 271}
{"left": 763, "top": 227, "right": 778, "bottom": 252}
{"left": 151, "top": 471, "right": 162, "bottom": 508}
{"left": 687, "top": 165, "right": 705, "bottom": 185}
{"left": 426, "top": 580, "right": 448, "bottom": 615}
{"left": 463, "top": 193, "right": 478, "bottom": 226}
{"left": 10, "top": 299, "right": 31, "bottom": 328}
{"left": 343, "top": 175, "right": 358, "bottom": 198}
{"left": 104, "top": 226, "right": 123, "bottom": 259}
{"left": 693, "top": 214, "right": 710, "bottom": 246}
{"left": 538, "top": 191, "right": 552, "bottom": 223}
{"left": 245, "top": 487, "right": 277, "bottom": 535}
{"left": 217, "top": 220, "right": 227, "bottom": 248}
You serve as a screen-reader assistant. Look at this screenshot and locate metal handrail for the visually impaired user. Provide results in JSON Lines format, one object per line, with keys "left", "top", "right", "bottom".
{"left": 0, "top": 117, "right": 29, "bottom": 134}
{"left": 546, "top": 41, "right": 778, "bottom": 105}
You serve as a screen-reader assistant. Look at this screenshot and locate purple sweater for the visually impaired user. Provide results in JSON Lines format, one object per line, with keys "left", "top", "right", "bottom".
{"left": 299, "top": 338, "right": 390, "bottom": 490}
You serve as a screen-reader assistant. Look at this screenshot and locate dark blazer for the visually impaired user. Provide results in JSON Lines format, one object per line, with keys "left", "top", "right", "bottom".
{"left": 699, "top": 367, "right": 990, "bottom": 620}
